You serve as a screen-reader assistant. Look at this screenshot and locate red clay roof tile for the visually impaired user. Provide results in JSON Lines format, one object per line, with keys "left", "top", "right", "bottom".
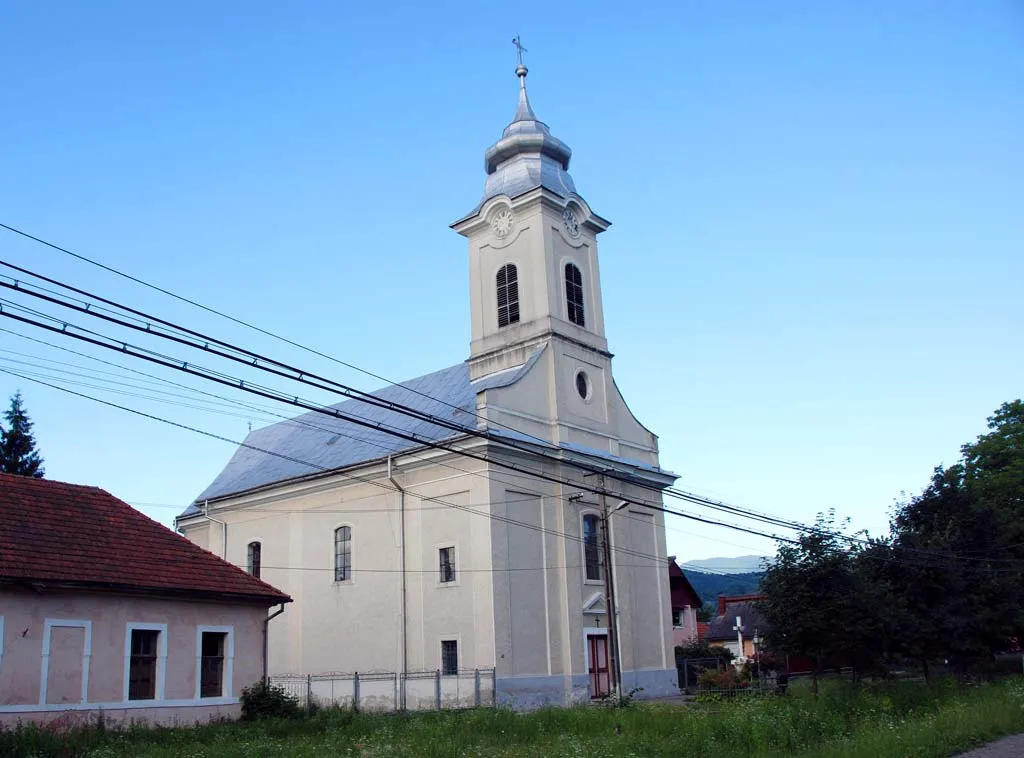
{"left": 0, "top": 473, "right": 290, "bottom": 604}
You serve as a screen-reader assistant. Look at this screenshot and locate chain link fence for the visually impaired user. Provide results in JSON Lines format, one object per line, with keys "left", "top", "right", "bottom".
{"left": 269, "top": 669, "right": 496, "bottom": 712}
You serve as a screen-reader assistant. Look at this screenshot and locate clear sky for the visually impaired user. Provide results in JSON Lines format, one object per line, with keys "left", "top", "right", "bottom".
{"left": 1, "top": 1, "right": 1021, "bottom": 564}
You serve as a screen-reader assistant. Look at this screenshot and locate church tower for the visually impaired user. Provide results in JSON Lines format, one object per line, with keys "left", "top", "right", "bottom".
{"left": 451, "top": 59, "right": 612, "bottom": 379}
{"left": 452, "top": 57, "right": 647, "bottom": 457}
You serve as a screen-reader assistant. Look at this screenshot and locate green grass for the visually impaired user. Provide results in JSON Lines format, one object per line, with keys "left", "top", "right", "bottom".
{"left": 5, "top": 677, "right": 1024, "bottom": 758}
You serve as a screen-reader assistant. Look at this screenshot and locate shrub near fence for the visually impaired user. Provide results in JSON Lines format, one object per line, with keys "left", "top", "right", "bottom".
{"left": 269, "top": 669, "right": 496, "bottom": 712}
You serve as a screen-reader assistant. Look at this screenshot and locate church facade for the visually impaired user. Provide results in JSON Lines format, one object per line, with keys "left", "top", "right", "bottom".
{"left": 177, "top": 61, "right": 679, "bottom": 706}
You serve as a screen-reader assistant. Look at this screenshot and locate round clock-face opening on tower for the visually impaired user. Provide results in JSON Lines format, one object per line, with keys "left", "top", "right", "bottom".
{"left": 490, "top": 207, "right": 514, "bottom": 239}
{"left": 575, "top": 370, "right": 590, "bottom": 400}
{"left": 562, "top": 208, "right": 581, "bottom": 239}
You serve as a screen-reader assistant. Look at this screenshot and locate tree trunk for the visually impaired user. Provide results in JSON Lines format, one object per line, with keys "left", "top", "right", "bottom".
{"left": 922, "top": 658, "right": 930, "bottom": 683}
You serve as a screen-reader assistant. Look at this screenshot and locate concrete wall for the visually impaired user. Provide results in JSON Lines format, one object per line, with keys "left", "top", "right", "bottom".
{"left": 181, "top": 458, "right": 497, "bottom": 678}
{"left": 0, "top": 588, "right": 267, "bottom": 726}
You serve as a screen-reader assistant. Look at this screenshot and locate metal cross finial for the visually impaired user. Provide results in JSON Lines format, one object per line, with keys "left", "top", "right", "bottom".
{"left": 512, "top": 36, "right": 527, "bottom": 67}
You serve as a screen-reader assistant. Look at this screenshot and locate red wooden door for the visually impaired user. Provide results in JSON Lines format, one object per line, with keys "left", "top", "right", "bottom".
{"left": 588, "top": 634, "right": 610, "bottom": 698}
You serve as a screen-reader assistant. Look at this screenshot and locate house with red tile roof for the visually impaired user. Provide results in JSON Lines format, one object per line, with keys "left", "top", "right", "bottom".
{"left": 0, "top": 473, "right": 290, "bottom": 726}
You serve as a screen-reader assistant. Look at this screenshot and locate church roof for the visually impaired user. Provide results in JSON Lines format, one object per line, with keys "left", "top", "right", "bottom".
{"left": 179, "top": 350, "right": 545, "bottom": 517}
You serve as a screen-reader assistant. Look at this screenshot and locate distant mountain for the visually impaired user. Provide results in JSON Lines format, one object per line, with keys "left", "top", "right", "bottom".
{"left": 684, "top": 555, "right": 768, "bottom": 574}
{"left": 682, "top": 570, "right": 762, "bottom": 605}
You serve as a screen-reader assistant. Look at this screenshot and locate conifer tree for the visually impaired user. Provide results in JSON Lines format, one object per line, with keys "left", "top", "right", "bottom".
{"left": 0, "top": 391, "right": 45, "bottom": 478}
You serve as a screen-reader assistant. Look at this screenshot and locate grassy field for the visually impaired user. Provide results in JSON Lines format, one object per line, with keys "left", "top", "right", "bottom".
{"left": 5, "top": 677, "right": 1024, "bottom": 758}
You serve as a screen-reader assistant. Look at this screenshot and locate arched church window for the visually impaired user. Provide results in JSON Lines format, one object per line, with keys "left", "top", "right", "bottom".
{"left": 496, "top": 264, "right": 520, "bottom": 328}
{"left": 565, "top": 263, "right": 585, "bottom": 327}
{"left": 334, "top": 526, "right": 352, "bottom": 582}
{"left": 247, "top": 541, "right": 261, "bottom": 579}
{"left": 582, "top": 514, "right": 601, "bottom": 581}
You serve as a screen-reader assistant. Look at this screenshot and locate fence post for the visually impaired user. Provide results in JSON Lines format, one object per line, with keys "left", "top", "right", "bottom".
{"left": 353, "top": 672, "right": 360, "bottom": 713}
{"left": 474, "top": 668, "right": 480, "bottom": 707}
{"left": 492, "top": 668, "right": 497, "bottom": 707}
{"left": 394, "top": 671, "right": 399, "bottom": 712}
{"left": 683, "top": 659, "right": 689, "bottom": 692}
{"left": 306, "top": 674, "right": 312, "bottom": 716}
{"left": 435, "top": 669, "right": 441, "bottom": 710}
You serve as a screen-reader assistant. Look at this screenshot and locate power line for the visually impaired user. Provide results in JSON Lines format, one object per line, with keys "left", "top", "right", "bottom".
{"left": 0, "top": 365, "right": 679, "bottom": 571}
{"left": 0, "top": 249, "right": 1013, "bottom": 566}
{"left": 3, "top": 299, "right": 1016, "bottom": 569}
{"left": 0, "top": 326, "right": 737, "bottom": 553}
{"left": 0, "top": 225, "right": 989, "bottom": 564}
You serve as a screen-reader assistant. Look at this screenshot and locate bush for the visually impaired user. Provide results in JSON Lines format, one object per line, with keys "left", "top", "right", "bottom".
{"left": 240, "top": 679, "right": 302, "bottom": 720}
{"left": 675, "top": 641, "right": 735, "bottom": 663}
{"left": 697, "top": 666, "right": 750, "bottom": 691}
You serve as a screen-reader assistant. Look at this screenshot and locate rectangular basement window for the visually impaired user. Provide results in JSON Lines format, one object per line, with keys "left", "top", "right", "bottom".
{"left": 441, "top": 640, "right": 459, "bottom": 676}
{"left": 200, "top": 631, "right": 227, "bottom": 698}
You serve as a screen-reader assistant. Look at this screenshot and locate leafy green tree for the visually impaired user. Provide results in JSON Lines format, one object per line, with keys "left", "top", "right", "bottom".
{"left": 758, "top": 512, "right": 886, "bottom": 692}
{"left": 0, "top": 391, "right": 44, "bottom": 478}
{"left": 886, "top": 400, "right": 1024, "bottom": 676}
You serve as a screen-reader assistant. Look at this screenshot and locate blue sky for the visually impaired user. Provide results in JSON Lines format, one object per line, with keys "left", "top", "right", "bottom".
{"left": 0, "top": 1, "right": 1021, "bottom": 564}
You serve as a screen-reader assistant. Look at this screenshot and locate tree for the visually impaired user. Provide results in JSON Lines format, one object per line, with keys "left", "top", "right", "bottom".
{"left": 758, "top": 512, "right": 887, "bottom": 693}
{"left": 886, "top": 400, "right": 1024, "bottom": 676}
{"left": 0, "top": 391, "right": 44, "bottom": 478}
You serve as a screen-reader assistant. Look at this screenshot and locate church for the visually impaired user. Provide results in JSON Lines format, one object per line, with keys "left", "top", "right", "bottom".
{"left": 177, "top": 57, "right": 680, "bottom": 707}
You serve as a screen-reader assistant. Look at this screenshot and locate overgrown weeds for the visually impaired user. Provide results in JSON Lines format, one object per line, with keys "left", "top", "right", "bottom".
{"left": 2, "top": 676, "right": 1023, "bottom": 757}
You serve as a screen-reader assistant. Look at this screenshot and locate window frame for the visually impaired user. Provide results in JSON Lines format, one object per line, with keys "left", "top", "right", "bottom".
{"left": 440, "top": 639, "right": 459, "bottom": 676}
{"left": 334, "top": 525, "right": 353, "bottom": 583}
{"left": 496, "top": 263, "right": 521, "bottom": 328}
{"left": 194, "top": 625, "right": 234, "bottom": 700}
{"left": 564, "top": 262, "right": 585, "bottom": 327}
{"left": 124, "top": 624, "right": 167, "bottom": 702}
{"left": 581, "top": 512, "right": 603, "bottom": 584}
{"left": 438, "top": 545, "right": 456, "bottom": 585}
{"left": 247, "top": 540, "right": 262, "bottom": 579}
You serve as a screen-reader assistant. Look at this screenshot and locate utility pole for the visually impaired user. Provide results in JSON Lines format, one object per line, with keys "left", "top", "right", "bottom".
{"left": 597, "top": 474, "right": 622, "bottom": 698}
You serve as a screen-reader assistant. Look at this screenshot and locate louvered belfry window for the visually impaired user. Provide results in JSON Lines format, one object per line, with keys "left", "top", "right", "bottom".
{"left": 496, "top": 264, "right": 520, "bottom": 328}
{"left": 565, "top": 263, "right": 585, "bottom": 327}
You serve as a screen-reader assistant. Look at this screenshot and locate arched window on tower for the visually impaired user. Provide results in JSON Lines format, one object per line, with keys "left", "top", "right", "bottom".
{"left": 496, "top": 264, "right": 520, "bottom": 328}
{"left": 565, "top": 263, "right": 585, "bottom": 327}
{"left": 247, "top": 541, "right": 261, "bottom": 579}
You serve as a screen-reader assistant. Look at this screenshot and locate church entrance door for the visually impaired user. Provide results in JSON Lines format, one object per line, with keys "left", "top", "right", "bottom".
{"left": 587, "top": 633, "right": 610, "bottom": 699}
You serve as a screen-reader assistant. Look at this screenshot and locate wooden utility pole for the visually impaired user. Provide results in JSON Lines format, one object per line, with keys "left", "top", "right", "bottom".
{"left": 598, "top": 475, "right": 622, "bottom": 697}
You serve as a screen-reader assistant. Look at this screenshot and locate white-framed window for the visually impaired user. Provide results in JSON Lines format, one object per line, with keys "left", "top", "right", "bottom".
{"left": 671, "top": 609, "right": 683, "bottom": 628}
{"left": 441, "top": 639, "right": 459, "bottom": 675}
{"left": 565, "top": 262, "right": 585, "bottom": 327}
{"left": 334, "top": 526, "right": 352, "bottom": 582}
{"left": 247, "top": 541, "right": 262, "bottom": 579}
{"left": 123, "top": 622, "right": 168, "bottom": 701}
{"left": 582, "top": 513, "right": 602, "bottom": 582}
{"left": 439, "top": 546, "right": 456, "bottom": 584}
{"left": 195, "top": 625, "right": 234, "bottom": 699}
{"left": 496, "top": 263, "right": 520, "bottom": 327}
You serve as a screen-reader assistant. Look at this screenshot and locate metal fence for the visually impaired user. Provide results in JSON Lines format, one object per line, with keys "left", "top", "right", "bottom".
{"left": 269, "top": 669, "right": 496, "bottom": 712}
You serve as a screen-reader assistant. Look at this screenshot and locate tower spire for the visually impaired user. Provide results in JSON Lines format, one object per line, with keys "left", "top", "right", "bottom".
{"left": 512, "top": 36, "right": 536, "bottom": 122}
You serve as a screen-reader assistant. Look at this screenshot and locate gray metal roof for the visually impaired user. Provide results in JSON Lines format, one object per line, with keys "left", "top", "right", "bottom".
{"left": 455, "top": 66, "right": 578, "bottom": 224}
{"left": 180, "top": 350, "right": 545, "bottom": 518}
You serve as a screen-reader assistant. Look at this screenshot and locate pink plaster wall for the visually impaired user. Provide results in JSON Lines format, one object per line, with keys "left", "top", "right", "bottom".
{"left": 671, "top": 606, "right": 698, "bottom": 647}
{"left": 0, "top": 587, "right": 270, "bottom": 724}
